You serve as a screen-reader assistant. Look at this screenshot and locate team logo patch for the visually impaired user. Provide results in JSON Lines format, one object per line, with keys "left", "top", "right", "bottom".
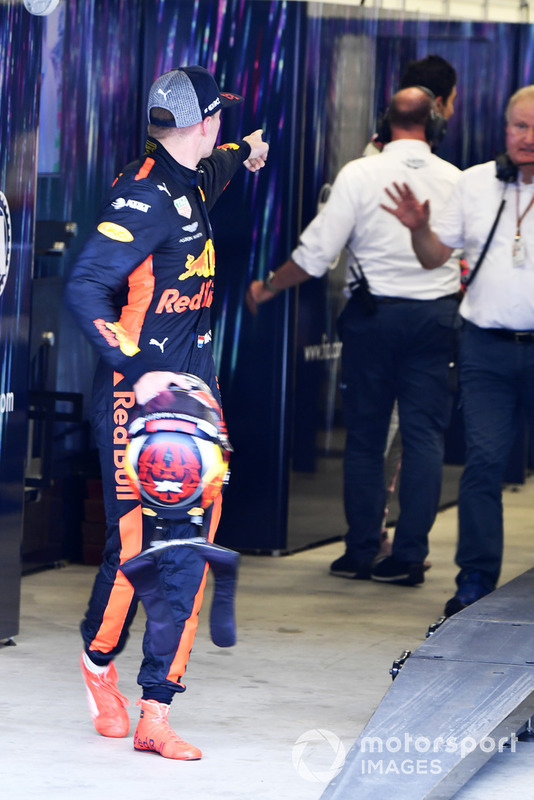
{"left": 179, "top": 239, "right": 215, "bottom": 280}
{"left": 93, "top": 319, "right": 140, "bottom": 356}
{"left": 97, "top": 222, "right": 134, "bottom": 242}
{"left": 149, "top": 337, "right": 168, "bottom": 352}
{"left": 111, "top": 197, "right": 151, "bottom": 213}
{"left": 197, "top": 330, "right": 212, "bottom": 348}
{"left": 0, "top": 191, "right": 12, "bottom": 297}
{"left": 404, "top": 158, "right": 426, "bottom": 170}
{"left": 174, "top": 196, "right": 192, "bottom": 219}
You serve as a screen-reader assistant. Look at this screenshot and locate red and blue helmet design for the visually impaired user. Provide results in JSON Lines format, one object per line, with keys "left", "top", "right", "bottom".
{"left": 125, "top": 374, "right": 231, "bottom": 519}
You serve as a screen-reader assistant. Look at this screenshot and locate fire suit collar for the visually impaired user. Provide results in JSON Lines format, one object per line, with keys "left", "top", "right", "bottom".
{"left": 145, "top": 136, "right": 199, "bottom": 187}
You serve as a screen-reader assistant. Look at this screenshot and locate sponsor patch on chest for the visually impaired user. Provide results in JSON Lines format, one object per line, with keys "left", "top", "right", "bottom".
{"left": 174, "top": 195, "right": 193, "bottom": 219}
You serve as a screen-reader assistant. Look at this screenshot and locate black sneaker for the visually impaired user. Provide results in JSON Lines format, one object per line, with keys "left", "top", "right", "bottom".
{"left": 370, "top": 556, "right": 424, "bottom": 586}
{"left": 443, "top": 571, "right": 495, "bottom": 617}
{"left": 443, "top": 595, "right": 467, "bottom": 618}
{"left": 329, "top": 553, "right": 372, "bottom": 580}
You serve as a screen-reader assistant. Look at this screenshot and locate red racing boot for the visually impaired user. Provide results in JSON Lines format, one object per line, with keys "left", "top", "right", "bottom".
{"left": 133, "top": 699, "right": 202, "bottom": 760}
{"left": 80, "top": 653, "right": 130, "bottom": 737}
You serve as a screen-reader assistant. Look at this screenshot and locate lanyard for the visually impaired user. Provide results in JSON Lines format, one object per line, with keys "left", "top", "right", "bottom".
{"left": 464, "top": 197, "right": 506, "bottom": 288}
{"left": 515, "top": 186, "right": 534, "bottom": 240}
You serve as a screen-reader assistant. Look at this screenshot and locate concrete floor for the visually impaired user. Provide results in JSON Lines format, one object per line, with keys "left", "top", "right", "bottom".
{"left": 2, "top": 479, "right": 534, "bottom": 800}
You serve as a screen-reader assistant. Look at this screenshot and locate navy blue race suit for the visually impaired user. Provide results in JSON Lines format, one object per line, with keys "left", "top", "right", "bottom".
{"left": 65, "top": 135, "right": 251, "bottom": 697}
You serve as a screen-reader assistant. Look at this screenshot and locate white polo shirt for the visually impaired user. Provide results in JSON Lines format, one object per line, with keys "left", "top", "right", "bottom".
{"left": 292, "top": 139, "right": 461, "bottom": 300}
{"left": 433, "top": 160, "right": 534, "bottom": 329}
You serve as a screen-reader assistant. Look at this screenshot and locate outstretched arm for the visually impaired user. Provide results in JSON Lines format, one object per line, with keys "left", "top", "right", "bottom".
{"left": 242, "top": 129, "right": 269, "bottom": 172}
{"left": 245, "top": 258, "right": 311, "bottom": 315}
{"left": 381, "top": 182, "right": 453, "bottom": 269}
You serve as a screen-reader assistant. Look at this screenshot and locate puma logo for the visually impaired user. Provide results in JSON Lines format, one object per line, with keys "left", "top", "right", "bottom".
{"left": 157, "top": 88, "right": 172, "bottom": 100}
{"left": 149, "top": 337, "right": 169, "bottom": 353}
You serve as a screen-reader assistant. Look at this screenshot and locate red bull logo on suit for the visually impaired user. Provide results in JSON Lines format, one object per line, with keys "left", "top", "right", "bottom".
{"left": 155, "top": 279, "right": 214, "bottom": 314}
{"left": 112, "top": 377, "right": 138, "bottom": 501}
{"left": 179, "top": 239, "right": 215, "bottom": 280}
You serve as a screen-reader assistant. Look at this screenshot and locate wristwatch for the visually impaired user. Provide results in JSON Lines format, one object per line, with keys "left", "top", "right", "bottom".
{"left": 263, "top": 270, "right": 279, "bottom": 293}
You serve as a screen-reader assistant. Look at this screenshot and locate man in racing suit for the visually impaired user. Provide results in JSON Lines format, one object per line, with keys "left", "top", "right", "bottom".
{"left": 65, "top": 65, "right": 268, "bottom": 760}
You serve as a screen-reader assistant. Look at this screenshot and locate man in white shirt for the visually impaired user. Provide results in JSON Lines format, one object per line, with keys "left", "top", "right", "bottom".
{"left": 383, "top": 85, "right": 534, "bottom": 614}
{"left": 247, "top": 87, "right": 461, "bottom": 586}
{"left": 364, "top": 55, "right": 457, "bottom": 562}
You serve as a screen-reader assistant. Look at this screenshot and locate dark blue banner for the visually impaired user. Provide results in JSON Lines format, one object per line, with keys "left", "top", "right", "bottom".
{"left": 0, "top": 3, "right": 41, "bottom": 637}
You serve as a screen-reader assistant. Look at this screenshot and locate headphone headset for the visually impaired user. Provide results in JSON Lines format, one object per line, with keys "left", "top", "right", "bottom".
{"left": 495, "top": 152, "right": 519, "bottom": 182}
{"left": 495, "top": 152, "right": 534, "bottom": 182}
{"left": 375, "top": 86, "right": 448, "bottom": 147}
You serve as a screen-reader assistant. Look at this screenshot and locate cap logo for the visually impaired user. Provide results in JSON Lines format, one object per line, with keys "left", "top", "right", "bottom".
{"left": 157, "top": 88, "right": 172, "bottom": 100}
{"left": 204, "top": 97, "right": 221, "bottom": 115}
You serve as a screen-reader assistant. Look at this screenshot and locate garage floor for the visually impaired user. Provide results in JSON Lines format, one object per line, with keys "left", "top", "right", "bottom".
{"left": 2, "top": 478, "right": 534, "bottom": 800}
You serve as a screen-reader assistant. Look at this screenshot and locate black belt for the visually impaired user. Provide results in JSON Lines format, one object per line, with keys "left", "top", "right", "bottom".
{"left": 487, "top": 328, "right": 534, "bottom": 342}
{"left": 372, "top": 293, "right": 460, "bottom": 304}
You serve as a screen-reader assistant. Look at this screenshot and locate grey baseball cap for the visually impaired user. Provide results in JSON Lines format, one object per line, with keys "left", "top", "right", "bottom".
{"left": 147, "top": 65, "right": 243, "bottom": 128}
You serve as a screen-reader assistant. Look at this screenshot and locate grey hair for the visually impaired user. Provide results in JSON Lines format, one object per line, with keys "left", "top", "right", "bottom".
{"left": 506, "top": 85, "right": 534, "bottom": 121}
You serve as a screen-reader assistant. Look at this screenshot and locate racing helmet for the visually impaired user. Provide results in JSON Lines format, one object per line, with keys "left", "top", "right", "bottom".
{"left": 125, "top": 374, "right": 231, "bottom": 520}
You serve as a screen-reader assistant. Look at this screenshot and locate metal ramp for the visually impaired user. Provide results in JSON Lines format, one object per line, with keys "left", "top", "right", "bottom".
{"left": 321, "top": 567, "right": 534, "bottom": 799}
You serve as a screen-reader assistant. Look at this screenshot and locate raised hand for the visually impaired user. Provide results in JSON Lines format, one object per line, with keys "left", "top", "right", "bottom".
{"left": 381, "top": 182, "right": 430, "bottom": 231}
{"left": 243, "top": 129, "right": 269, "bottom": 172}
